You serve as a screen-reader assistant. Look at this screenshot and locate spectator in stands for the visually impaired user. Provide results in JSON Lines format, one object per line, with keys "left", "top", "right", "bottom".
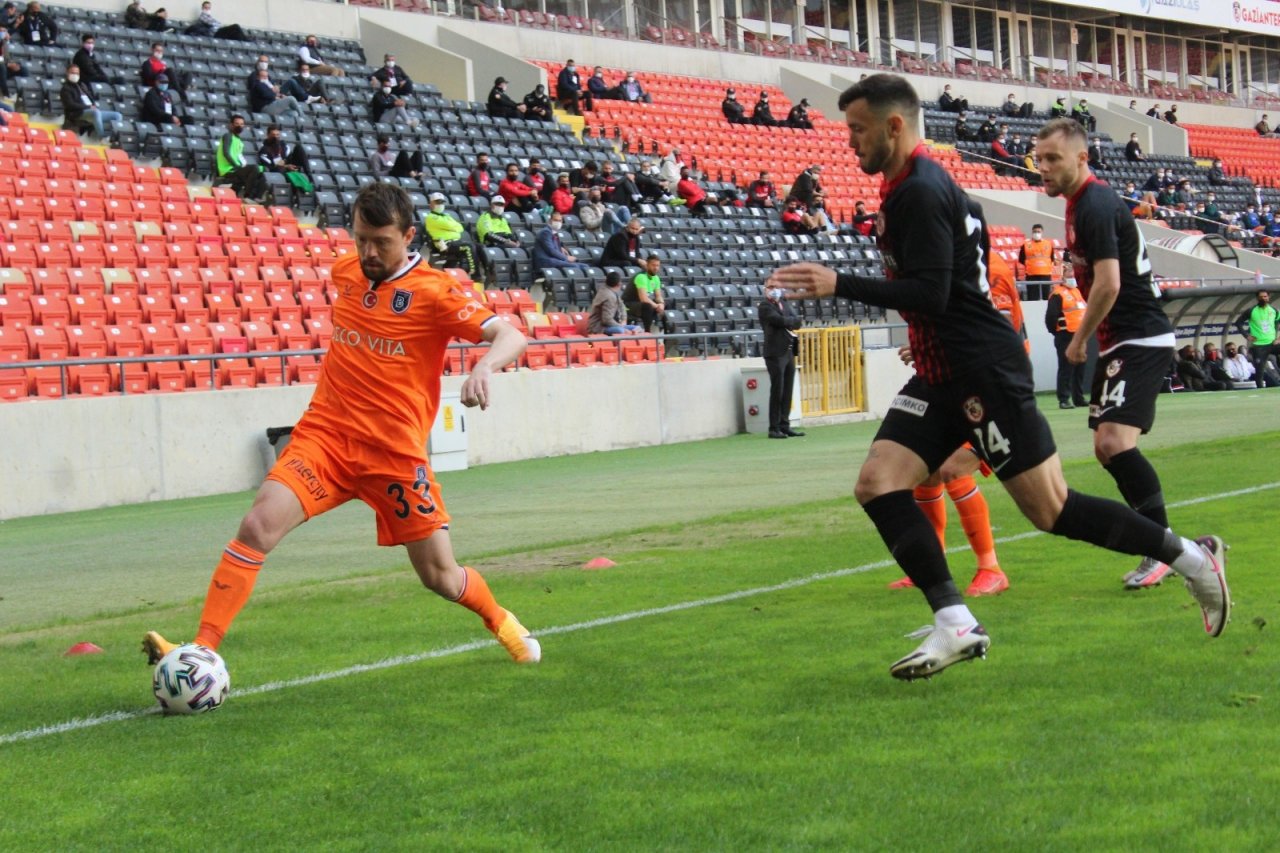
{"left": 214, "top": 114, "right": 267, "bottom": 202}
{"left": 72, "top": 33, "right": 122, "bottom": 85}
{"left": 1173, "top": 179, "right": 1195, "bottom": 210}
{"left": 533, "top": 210, "right": 590, "bottom": 273}
{"left": 0, "top": 25, "right": 23, "bottom": 100}
{"left": 1120, "top": 181, "right": 1155, "bottom": 219}
{"left": 0, "top": 0, "right": 16, "bottom": 29}
{"left": 1164, "top": 103, "right": 1179, "bottom": 124}
{"left": 124, "top": 1, "right": 172, "bottom": 32}
{"left": 486, "top": 76, "right": 524, "bottom": 119}
{"left": 953, "top": 110, "right": 973, "bottom": 142}
{"left": 1050, "top": 95, "right": 1067, "bottom": 118}
{"left": 790, "top": 164, "right": 822, "bottom": 208}
{"left": 257, "top": 123, "right": 312, "bottom": 185}
{"left": 284, "top": 62, "right": 332, "bottom": 106}
{"left": 937, "top": 84, "right": 966, "bottom": 113}
{"left": 369, "top": 79, "right": 411, "bottom": 126}
{"left": 990, "top": 132, "right": 1019, "bottom": 176}
{"left": 1255, "top": 114, "right": 1275, "bottom": 137}
{"left": 185, "top": 0, "right": 246, "bottom": 40}
{"left": 722, "top": 87, "right": 745, "bottom": 124}
{"left": 659, "top": 147, "right": 682, "bottom": 186}
{"left": 421, "top": 193, "right": 478, "bottom": 277}
{"left": 524, "top": 157, "right": 548, "bottom": 200}
{"left": 368, "top": 134, "right": 422, "bottom": 179}
{"left": 1007, "top": 132, "right": 1027, "bottom": 157}
{"left": 548, "top": 172, "right": 575, "bottom": 215}
{"left": 1142, "top": 167, "right": 1167, "bottom": 194}
{"left": 1201, "top": 191, "right": 1226, "bottom": 234}
{"left": 1146, "top": 103, "right": 1160, "bottom": 119}
{"left": 1128, "top": 99, "right": 1138, "bottom": 110}
{"left": 759, "top": 285, "right": 803, "bottom": 438}
{"left": 599, "top": 160, "right": 639, "bottom": 212}
{"left": 140, "top": 42, "right": 187, "bottom": 96}
{"left": 476, "top": 196, "right": 520, "bottom": 249}
{"left": 1238, "top": 289, "right": 1280, "bottom": 388}
{"left": 1222, "top": 340, "right": 1255, "bottom": 384}
{"left": 139, "top": 72, "right": 182, "bottom": 129}
{"left": 746, "top": 171, "right": 777, "bottom": 208}
{"left": 589, "top": 271, "right": 640, "bottom": 335}
{"left": 568, "top": 160, "right": 599, "bottom": 200}
{"left": 625, "top": 254, "right": 667, "bottom": 332}
{"left": 617, "top": 71, "right": 650, "bottom": 103}
{"left": 1087, "top": 137, "right": 1106, "bottom": 172}
{"left": 635, "top": 160, "right": 671, "bottom": 203}
{"left": 498, "top": 162, "right": 539, "bottom": 213}
{"left": 59, "top": 63, "right": 121, "bottom": 138}
{"left": 976, "top": 113, "right": 998, "bottom": 142}
{"left": 1124, "top": 132, "right": 1145, "bottom": 162}
{"left": 522, "top": 83, "right": 552, "bottom": 121}
{"left": 751, "top": 91, "right": 781, "bottom": 127}
{"left": 1070, "top": 98, "right": 1095, "bottom": 132}
{"left": 1206, "top": 158, "right": 1228, "bottom": 185}
{"left": 1155, "top": 182, "right": 1178, "bottom": 211}
{"left": 1001, "top": 92, "right": 1032, "bottom": 118}
{"left": 600, "top": 216, "right": 644, "bottom": 267}
{"left": 786, "top": 98, "right": 813, "bottom": 130}
{"left": 677, "top": 166, "right": 714, "bottom": 215}
{"left": 15, "top": 1, "right": 56, "bottom": 46}
{"left": 1234, "top": 202, "right": 1264, "bottom": 238}
{"left": 1175, "top": 344, "right": 1226, "bottom": 391}
{"left": 372, "top": 54, "right": 413, "bottom": 96}
{"left": 852, "top": 200, "right": 875, "bottom": 237}
{"left": 244, "top": 53, "right": 269, "bottom": 93}
{"left": 555, "top": 58, "right": 588, "bottom": 115}
{"left": 781, "top": 195, "right": 827, "bottom": 236}
{"left": 1262, "top": 212, "right": 1280, "bottom": 255}
{"left": 297, "top": 34, "right": 343, "bottom": 77}
{"left": 1201, "top": 342, "right": 1234, "bottom": 387}
{"left": 586, "top": 65, "right": 611, "bottom": 103}
{"left": 249, "top": 67, "right": 302, "bottom": 117}
{"left": 465, "top": 151, "right": 496, "bottom": 198}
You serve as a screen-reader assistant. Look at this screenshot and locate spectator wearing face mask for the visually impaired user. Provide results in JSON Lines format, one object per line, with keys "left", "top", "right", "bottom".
{"left": 249, "top": 66, "right": 302, "bottom": 117}
{"left": 0, "top": 25, "right": 23, "bottom": 99}
{"left": 587, "top": 65, "right": 612, "bottom": 103}
{"left": 59, "top": 63, "right": 121, "bottom": 137}
{"left": 283, "top": 62, "right": 332, "bottom": 106}
{"left": 555, "top": 59, "right": 589, "bottom": 115}
{"left": 617, "top": 71, "right": 650, "bottom": 104}
{"left": 600, "top": 217, "right": 644, "bottom": 268}
{"left": 498, "top": 162, "right": 539, "bottom": 214}
{"left": 139, "top": 72, "right": 183, "bottom": 129}
{"left": 751, "top": 91, "right": 781, "bottom": 127}
{"left": 722, "top": 87, "right": 745, "bottom": 124}
{"left": 476, "top": 196, "right": 520, "bottom": 249}
{"left": 214, "top": 114, "right": 267, "bottom": 202}
{"left": 548, "top": 172, "right": 575, "bottom": 215}
{"left": 15, "top": 1, "right": 57, "bottom": 46}
{"left": 576, "top": 187, "right": 629, "bottom": 236}
{"left": 533, "top": 211, "right": 591, "bottom": 273}
{"left": 371, "top": 54, "right": 413, "bottom": 96}
{"left": 72, "top": 33, "right": 122, "bottom": 85}
{"left": 589, "top": 271, "right": 641, "bottom": 336}
{"left": 423, "top": 192, "right": 477, "bottom": 278}
{"left": 634, "top": 160, "right": 671, "bottom": 203}
{"left": 523, "top": 83, "right": 552, "bottom": 121}
{"left": 140, "top": 41, "right": 187, "bottom": 95}
{"left": 486, "top": 76, "right": 524, "bottom": 119}
{"left": 370, "top": 78, "right": 412, "bottom": 126}
{"left": 368, "top": 134, "right": 422, "bottom": 179}
{"left": 184, "top": 0, "right": 246, "bottom": 39}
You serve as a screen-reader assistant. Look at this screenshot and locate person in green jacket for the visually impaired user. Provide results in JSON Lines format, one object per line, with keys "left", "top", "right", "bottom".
{"left": 1237, "top": 289, "right": 1280, "bottom": 388}
{"left": 422, "top": 192, "right": 476, "bottom": 278}
{"left": 214, "top": 113, "right": 267, "bottom": 201}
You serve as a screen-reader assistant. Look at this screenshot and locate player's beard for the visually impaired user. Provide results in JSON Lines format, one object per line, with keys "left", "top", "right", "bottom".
{"left": 857, "top": 130, "right": 891, "bottom": 175}
{"left": 360, "top": 259, "right": 387, "bottom": 281}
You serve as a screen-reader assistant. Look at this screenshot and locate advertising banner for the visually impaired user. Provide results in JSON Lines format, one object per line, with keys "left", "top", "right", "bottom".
{"left": 1051, "top": 0, "right": 1280, "bottom": 39}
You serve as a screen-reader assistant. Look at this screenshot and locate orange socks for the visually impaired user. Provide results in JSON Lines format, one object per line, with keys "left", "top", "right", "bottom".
{"left": 195, "top": 539, "right": 265, "bottom": 650}
{"left": 913, "top": 482, "right": 947, "bottom": 548}
{"left": 453, "top": 566, "right": 505, "bottom": 633}
{"left": 946, "top": 476, "right": 999, "bottom": 570}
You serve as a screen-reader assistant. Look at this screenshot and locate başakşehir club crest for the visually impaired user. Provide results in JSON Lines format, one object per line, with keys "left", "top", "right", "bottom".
{"left": 1106, "top": 357, "right": 1123, "bottom": 378}
{"left": 963, "top": 396, "right": 984, "bottom": 423}
{"left": 392, "top": 288, "right": 413, "bottom": 314}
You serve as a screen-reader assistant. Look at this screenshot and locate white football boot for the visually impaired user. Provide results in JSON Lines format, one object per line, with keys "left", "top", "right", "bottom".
{"left": 1183, "top": 536, "right": 1230, "bottom": 638}
{"left": 889, "top": 622, "right": 990, "bottom": 681}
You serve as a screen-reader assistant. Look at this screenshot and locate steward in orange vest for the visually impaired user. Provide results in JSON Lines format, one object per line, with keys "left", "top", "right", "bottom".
{"left": 1018, "top": 224, "right": 1058, "bottom": 280}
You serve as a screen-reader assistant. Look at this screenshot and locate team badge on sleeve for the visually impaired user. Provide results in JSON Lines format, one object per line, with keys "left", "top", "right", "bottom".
{"left": 392, "top": 289, "right": 413, "bottom": 314}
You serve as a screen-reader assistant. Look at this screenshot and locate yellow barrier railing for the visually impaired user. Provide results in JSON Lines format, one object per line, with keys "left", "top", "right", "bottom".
{"left": 796, "top": 326, "right": 864, "bottom": 416}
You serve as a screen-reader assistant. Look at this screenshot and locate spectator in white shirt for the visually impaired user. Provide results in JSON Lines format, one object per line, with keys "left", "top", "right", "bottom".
{"left": 297, "top": 34, "right": 344, "bottom": 77}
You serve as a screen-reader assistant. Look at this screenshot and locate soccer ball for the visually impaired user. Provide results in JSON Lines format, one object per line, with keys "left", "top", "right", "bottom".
{"left": 152, "top": 644, "right": 230, "bottom": 715}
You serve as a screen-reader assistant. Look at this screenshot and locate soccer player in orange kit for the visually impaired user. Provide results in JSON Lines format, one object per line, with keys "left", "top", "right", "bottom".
{"left": 143, "top": 182, "right": 540, "bottom": 667}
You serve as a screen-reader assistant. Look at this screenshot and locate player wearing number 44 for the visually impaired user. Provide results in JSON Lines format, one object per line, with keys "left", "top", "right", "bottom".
{"left": 767, "top": 75, "right": 1229, "bottom": 681}
{"left": 142, "top": 183, "right": 542, "bottom": 672}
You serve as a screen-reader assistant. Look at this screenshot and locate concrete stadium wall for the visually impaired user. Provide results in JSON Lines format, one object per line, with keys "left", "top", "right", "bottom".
{"left": 359, "top": 14, "right": 475, "bottom": 103}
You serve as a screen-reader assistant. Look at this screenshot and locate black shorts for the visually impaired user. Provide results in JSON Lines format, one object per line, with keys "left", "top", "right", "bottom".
{"left": 875, "top": 357, "right": 1057, "bottom": 482}
{"left": 1088, "top": 344, "right": 1172, "bottom": 434}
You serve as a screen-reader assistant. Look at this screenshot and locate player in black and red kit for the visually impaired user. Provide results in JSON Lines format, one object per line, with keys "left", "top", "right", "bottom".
{"left": 769, "top": 74, "right": 1229, "bottom": 681}
{"left": 1036, "top": 117, "right": 1181, "bottom": 591}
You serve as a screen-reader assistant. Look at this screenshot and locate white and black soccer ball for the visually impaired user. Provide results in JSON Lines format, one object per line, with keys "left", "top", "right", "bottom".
{"left": 152, "top": 644, "right": 230, "bottom": 715}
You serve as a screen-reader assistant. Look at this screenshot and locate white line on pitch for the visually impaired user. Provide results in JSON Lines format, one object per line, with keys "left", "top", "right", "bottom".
{"left": 3, "top": 481, "right": 1276, "bottom": 746}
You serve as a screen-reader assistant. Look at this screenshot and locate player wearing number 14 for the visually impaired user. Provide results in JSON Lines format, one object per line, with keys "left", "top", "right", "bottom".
{"left": 767, "top": 75, "right": 1229, "bottom": 681}
{"left": 142, "top": 183, "right": 541, "bottom": 680}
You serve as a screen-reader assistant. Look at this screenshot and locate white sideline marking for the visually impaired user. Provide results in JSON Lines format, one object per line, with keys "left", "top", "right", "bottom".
{"left": 4, "top": 481, "right": 1277, "bottom": 746}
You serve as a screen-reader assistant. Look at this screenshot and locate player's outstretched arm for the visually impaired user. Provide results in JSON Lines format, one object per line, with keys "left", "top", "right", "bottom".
{"left": 769, "top": 262, "right": 951, "bottom": 313}
{"left": 768, "top": 262, "right": 837, "bottom": 299}
{"left": 460, "top": 320, "right": 527, "bottom": 410}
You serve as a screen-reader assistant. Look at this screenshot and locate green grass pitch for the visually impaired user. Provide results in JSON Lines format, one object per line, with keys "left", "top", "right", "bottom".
{"left": 3, "top": 390, "right": 1280, "bottom": 850}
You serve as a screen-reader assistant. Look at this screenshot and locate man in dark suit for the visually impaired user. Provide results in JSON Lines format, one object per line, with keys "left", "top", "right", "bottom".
{"left": 758, "top": 287, "right": 804, "bottom": 439}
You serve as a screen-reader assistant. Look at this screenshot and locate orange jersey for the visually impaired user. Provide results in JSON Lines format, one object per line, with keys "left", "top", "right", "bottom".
{"left": 987, "top": 250, "right": 1029, "bottom": 353}
{"left": 301, "top": 253, "right": 495, "bottom": 453}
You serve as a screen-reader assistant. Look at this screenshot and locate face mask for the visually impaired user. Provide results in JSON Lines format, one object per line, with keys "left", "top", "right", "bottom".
{"left": 769, "top": 288, "right": 784, "bottom": 301}
{"left": 257, "top": 62, "right": 268, "bottom": 71}
{"left": 430, "top": 203, "right": 444, "bottom": 212}
{"left": 158, "top": 82, "right": 169, "bottom": 91}
{"left": 1032, "top": 232, "right": 1042, "bottom": 240}
{"left": 626, "top": 77, "right": 634, "bottom": 82}
{"left": 385, "top": 60, "right": 395, "bottom": 69}
{"left": 550, "top": 221, "right": 562, "bottom": 232}
{"left": 231, "top": 126, "right": 244, "bottom": 136}
{"left": 84, "top": 44, "right": 92, "bottom": 53}
{"left": 491, "top": 205, "right": 503, "bottom": 213}
{"left": 67, "top": 73, "right": 79, "bottom": 83}
{"left": 300, "top": 71, "right": 310, "bottom": 79}
{"left": 382, "top": 86, "right": 391, "bottom": 95}
{"left": 153, "top": 51, "right": 163, "bottom": 60}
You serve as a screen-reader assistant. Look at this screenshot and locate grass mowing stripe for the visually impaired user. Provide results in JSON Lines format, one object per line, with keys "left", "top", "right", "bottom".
{"left": 4, "top": 479, "right": 1276, "bottom": 747}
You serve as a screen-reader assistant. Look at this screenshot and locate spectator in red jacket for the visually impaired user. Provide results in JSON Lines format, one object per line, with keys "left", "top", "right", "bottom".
{"left": 746, "top": 171, "right": 777, "bottom": 208}
{"left": 549, "top": 172, "right": 575, "bottom": 215}
{"left": 466, "top": 151, "right": 497, "bottom": 198}
{"left": 498, "top": 162, "right": 538, "bottom": 213}
{"left": 677, "top": 166, "right": 709, "bottom": 215}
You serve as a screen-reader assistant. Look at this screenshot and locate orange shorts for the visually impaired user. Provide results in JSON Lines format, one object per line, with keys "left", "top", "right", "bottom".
{"left": 267, "top": 424, "right": 450, "bottom": 546}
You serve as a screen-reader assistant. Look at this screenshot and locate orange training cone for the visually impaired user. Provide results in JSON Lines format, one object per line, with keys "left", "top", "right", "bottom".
{"left": 64, "top": 642, "right": 104, "bottom": 656}
{"left": 583, "top": 557, "right": 617, "bottom": 570}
